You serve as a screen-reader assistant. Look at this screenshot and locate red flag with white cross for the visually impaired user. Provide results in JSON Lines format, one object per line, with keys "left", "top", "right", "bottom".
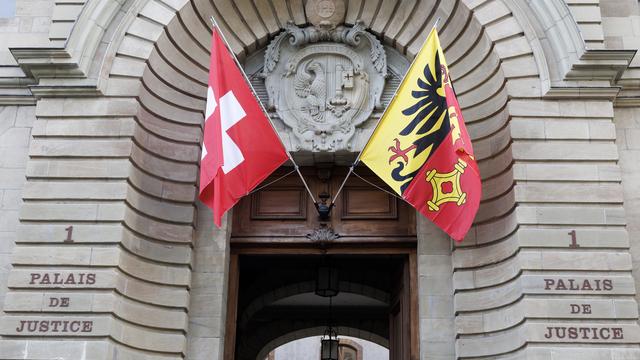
{"left": 199, "top": 27, "right": 288, "bottom": 227}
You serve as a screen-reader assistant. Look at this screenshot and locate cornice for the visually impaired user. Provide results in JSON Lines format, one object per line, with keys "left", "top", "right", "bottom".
{"left": 544, "top": 86, "right": 621, "bottom": 100}
{"left": 0, "top": 69, "right": 36, "bottom": 105}
{"left": 542, "top": 49, "right": 636, "bottom": 101}
{"left": 0, "top": 95, "right": 36, "bottom": 106}
{"left": 29, "top": 84, "right": 101, "bottom": 98}
{"left": 9, "top": 47, "right": 85, "bottom": 79}
{"left": 566, "top": 49, "right": 637, "bottom": 83}
{"left": 613, "top": 86, "right": 640, "bottom": 107}
{"left": 2, "top": 47, "right": 104, "bottom": 102}
{"left": 2, "top": 0, "right": 131, "bottom": 102}
{"left": 613, "top": 97, "right": 640, "bottom": 107}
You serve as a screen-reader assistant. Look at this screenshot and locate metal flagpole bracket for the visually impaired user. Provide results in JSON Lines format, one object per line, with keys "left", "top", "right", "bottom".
{"left": 315, "top": 199, "right": 334, "bottom": 222}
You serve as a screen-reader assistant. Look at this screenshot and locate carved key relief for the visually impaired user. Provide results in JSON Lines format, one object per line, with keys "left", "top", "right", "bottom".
{"left": 261, "top": 19, "right": 389, "bottom": 152}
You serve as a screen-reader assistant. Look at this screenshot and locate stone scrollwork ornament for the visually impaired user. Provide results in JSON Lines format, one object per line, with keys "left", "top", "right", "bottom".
{"left": 263, "top": 6, "right": 387, "bottom": 152}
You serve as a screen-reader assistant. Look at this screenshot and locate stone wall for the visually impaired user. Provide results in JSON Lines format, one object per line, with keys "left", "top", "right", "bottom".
{"left": 186, "top": 204, "right": 230, "bottom": 360}
{"left": 0, "top": 0, "right": 52, "bottom": 66}
{"left": 601, "top": 0, "right": 640, "bottom": 323}
{"left": 615, "top": 106, "right": 640, "bottom": 332}
{"left": 417, "top": 218, "right": 455, "bottom": 359}
{"left": 0, "top": 98, "right": 193, "bottom": 359}
{"left": 0, "top": 0, "right": 53, "bottom": 105}
{"left": 0, "top": 106, "right": 33, "bottom": 318}
{"left": 0, "top": 0, "right": 640, "bottom": 359}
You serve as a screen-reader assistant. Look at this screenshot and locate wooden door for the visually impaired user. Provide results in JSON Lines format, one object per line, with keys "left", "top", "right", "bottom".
{"left": 389, "top": 258, "right": 411, "bottom": 360}
{"left": 389, "top": 255, "right": 419, "bottom": 360}
{"left": 226, "top": 166, "right": 420, "bottom": 358}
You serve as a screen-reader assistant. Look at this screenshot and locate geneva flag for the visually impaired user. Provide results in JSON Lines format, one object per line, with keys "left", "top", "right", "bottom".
{"left": 199, "top": 27, "right": 289, "bottom": 227}
{"left": 360, "top": 28, "right": 481, "bottom": 241}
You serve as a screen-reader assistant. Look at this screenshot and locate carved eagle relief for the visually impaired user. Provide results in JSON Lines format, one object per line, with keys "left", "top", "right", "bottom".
{"left": 294, "top": 60, "right": 327, "bottom": 123}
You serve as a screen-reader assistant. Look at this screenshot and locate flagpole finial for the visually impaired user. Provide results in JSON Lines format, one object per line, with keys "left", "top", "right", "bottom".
{"left": 433, "top": 17, "right": 442, "bottom": 30}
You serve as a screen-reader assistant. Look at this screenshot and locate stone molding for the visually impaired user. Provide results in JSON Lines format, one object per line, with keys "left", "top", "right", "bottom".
{"left": 504, "top": 0, "right": 635, "bottom": 98}
{"left": 6, "top": 0, "right": 145, "bottom": 100}
{"left": 2, "top": 0, "right": 634, "bottom": 104}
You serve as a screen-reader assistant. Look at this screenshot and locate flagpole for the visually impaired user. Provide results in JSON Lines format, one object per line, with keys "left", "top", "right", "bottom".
{"left": 331, "top": 17, "right": 442, "bottom": 205}
{"left": 208, "top": 16, "right": 317, "bottom": 205}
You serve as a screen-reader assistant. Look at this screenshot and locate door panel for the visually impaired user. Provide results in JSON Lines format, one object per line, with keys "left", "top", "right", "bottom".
{"left": 389, "top": 257, "right": 414, "bottom": 360}
{"left": 231, "top": 167, "right": 416, "bottom": 241}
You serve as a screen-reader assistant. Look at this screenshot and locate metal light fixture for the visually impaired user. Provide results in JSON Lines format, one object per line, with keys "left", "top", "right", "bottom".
{"left": 318, "top": 259, "right": 339, "bottom": 360}
{"left": 320, "top": 327, "right": 339, "bottom": 360}
{"left": 315, "top": 191, "right": 334, "bottom": 221}
{"left": 315, "top": 259, "right": 339, "bottom": 297}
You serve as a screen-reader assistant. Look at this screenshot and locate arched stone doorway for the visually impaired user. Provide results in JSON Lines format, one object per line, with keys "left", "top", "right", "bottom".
{"left": 233, "top": 255, "right": 395, "bottom": 359}
{"left": 264, "top": 334, "right": 382, "bottom": 360}
{"left": 226, "top": 168, "right": 418, "bottom": 359}
{"left": 265, "top": 334, "right": 380, "bottom": 360}
{"left": 5, "top": 0, "right": 639, "bottom": 359}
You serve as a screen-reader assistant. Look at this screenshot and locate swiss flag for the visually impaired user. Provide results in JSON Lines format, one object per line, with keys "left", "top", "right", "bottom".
{"left": 199, "top": 27, "right": 288, "bottom": 227}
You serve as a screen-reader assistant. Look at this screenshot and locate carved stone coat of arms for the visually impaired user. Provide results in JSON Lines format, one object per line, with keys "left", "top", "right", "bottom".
{"left": 263, "top": 21, "right": 387, "bottom": 152}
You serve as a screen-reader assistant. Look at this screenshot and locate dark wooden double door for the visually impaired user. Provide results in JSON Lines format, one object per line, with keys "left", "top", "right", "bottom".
{"left": 225, "top": 166, "right": 419, "bottom": 360}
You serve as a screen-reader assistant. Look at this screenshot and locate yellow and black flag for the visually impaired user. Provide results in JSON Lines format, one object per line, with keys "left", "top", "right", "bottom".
{"left": 360, "top": 28, "right": 481, "bottom": 241}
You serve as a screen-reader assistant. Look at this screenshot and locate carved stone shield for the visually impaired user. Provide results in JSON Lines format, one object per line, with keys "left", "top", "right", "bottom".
{"left": 263, "top": 21, "right": 386, "bottom": 152}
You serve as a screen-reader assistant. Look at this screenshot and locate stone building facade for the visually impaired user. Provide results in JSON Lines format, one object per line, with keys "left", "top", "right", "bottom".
{"left": 1, "top": 0, "right": 640, "bottom": 359}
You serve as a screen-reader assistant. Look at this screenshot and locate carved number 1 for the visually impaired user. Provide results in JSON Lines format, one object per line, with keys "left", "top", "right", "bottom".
{"left": 64, "top": 226, "right": 74, "bottom": 243}
{"left": 568, "top": 230, "right": 579, "bottom": 248}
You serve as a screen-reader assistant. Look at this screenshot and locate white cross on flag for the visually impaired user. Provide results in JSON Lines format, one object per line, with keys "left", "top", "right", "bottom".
{"left": 200, "top": 27, "right": 288, "bottom": 227}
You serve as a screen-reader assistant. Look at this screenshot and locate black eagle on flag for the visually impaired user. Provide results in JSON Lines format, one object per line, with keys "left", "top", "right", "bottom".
{"left": 400, "top": 52, "right": 451, "bottom": 160}
{"left": 391, "top": 52, "right": 452, "bottom": 193}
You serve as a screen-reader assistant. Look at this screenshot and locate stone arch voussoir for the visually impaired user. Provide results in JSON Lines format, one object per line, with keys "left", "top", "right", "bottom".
{"left": 255, "top": 326, "right": 389, "bottom": 360}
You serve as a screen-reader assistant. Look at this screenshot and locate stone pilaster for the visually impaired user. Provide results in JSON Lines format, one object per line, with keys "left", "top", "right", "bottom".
{"left": 417, "top": 217, "right": 455, "bottom": 359}
{"left": 0, "top": 106, "right": 34, "bottom": 318}
{"left": 186, "top": 204, "right": 231, "bottom": 360}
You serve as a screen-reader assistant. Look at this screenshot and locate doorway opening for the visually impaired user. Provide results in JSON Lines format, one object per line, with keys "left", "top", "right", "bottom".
{"left": 223, "top": 167, "right": 419, "bottom": 359}
{"left": 225, "top": 253, "right": 417, "bottom": 360}
{"left": 265, "top": 335, "right": 388, "bottom": 359}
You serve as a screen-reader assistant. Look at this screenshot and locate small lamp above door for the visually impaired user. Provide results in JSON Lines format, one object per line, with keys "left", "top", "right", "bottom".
{"left": 315, "top": 264, "right": 339, "bottom": 297}
{"left": 321, "top": 327, "right": 339, "bottom": 360}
